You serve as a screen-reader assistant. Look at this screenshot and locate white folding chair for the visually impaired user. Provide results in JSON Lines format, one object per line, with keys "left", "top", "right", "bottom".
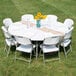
{"left": 21, "top": 14, "right": 36, "bottom": 27}
{"left": 14, "top": 36, "right": 35, "bottom": 64}
{"left": 43, "top": 15, "right": 58, "bottom": 27}
{"left": 21, "top": 14, "right": 34, "bottom": 21}
{"left": 60, "top": 27, "right": 74, "bottom": 57}
{"left": 3, "top": 18, "right": 13, "bottom": 29}
{"left": 40, "top": 36, "right": 60, "bottom": 63}
{"left": 47, "top": 15, "right": 58, "bottom": 22}
{"left": 40, "top": 15, "right": 58, "bottom": 27}
{"left": 21, "top": 14, "right": 36, "bottom": 22}
{"left": 64, "top": 18, "right": 74, "bottom": 29}
{"left": 1, "top": 26, "right": 16, "bottom": 57}
{"left": 47, "top": 15, "right": 58, "bottom": 21}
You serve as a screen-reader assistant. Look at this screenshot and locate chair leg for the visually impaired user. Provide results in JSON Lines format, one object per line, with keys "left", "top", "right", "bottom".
{"left": 63, "top": 47, "right": 67, "bottom": 58}
{"left": 15, "top": 50, "right": 17, "bottom": 61}
{"left": 43, "top": 53, "right": 45, "bottom": 64}
{"left": 29, "top": 53, "right": 32, "bottom": 62}
{"left": 4, "top": 42, "right": 7, "bottom": 53}
{"left": 7, "top": 46, "right": 11, "bottom": 57}
{"left": 70, "top": 44, "right": 72, "bottom": 52}
{"left": 58, "top": 51, "right": 60, "bottom": 59}
{"left": 4, "top": 44, "right": 7, "bottom": 52}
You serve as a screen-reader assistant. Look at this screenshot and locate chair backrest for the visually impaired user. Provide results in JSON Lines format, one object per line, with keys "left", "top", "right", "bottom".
{"left": 21, "top": 14, "right": 34, "bottom": 21}
{"left": 43, "top": 36, "right": 60, "bottom": 45}
{"left": 3, "top": 18, "right": 13, "bottom": 29}
{"left": 1, "top": 26, "right": 11, "bottom": 38}
{"left": 64, "top": 27, "right": 73, "bottom": 40}
{"left": 45, "top": 15, "right": 58, "bottom": 26}
{"left": 47, "top": 15, "right": 58, "bottom": 21}
{"left": 64, "top": 18, "right": 74, "bottom": 29}
{"left": 15, "top": 36, "right": 32, "bottom": 45}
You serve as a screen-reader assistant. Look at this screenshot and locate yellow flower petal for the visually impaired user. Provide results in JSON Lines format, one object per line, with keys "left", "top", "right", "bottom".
{"left": 34, "top": 12, "right": 47, "bottom": 20}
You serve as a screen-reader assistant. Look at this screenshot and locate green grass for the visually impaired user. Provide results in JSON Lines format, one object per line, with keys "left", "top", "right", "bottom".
{"left": 0, "top": 0, "right": 76, "bottom": 76}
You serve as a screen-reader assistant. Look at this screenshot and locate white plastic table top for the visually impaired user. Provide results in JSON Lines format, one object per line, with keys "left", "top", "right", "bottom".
{"left": 8, "top": 21, "right": 68, "bottom": 41}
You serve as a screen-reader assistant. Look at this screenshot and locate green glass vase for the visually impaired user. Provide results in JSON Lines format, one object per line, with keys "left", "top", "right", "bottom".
{"left": 36, "top": 20, "right": 41, "bottom": 28}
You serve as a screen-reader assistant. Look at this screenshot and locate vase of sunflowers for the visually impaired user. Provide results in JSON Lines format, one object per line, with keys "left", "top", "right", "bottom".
{"left": 34, "top": 12, "right": 47, "bottom": 28}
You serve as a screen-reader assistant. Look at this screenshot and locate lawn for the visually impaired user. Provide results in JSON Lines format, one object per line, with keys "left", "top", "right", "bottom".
{"left": 0, "top": 0, "right": 76, "bottom": 76}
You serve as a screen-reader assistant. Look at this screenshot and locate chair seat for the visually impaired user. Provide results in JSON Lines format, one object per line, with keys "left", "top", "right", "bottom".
{"left": 16, "top": 45, "right": 33, "bottom": 53}
{"left": 61, "top": 39, "right": 71, "bottom": 47}
{"left": 5, "top": 39, "right": 16, "bottom": 46}
{"left": 42, "top": 45, "right": 59, "bottom": 53}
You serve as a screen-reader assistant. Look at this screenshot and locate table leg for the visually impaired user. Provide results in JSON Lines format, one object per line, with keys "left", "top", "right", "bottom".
{"left": 36, "top": 41, "right": 38, "bottom": 60}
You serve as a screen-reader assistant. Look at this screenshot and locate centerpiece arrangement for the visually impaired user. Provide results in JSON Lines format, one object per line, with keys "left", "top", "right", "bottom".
{"left": 34, "top": 12, "right": 47, "bottom": 28}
